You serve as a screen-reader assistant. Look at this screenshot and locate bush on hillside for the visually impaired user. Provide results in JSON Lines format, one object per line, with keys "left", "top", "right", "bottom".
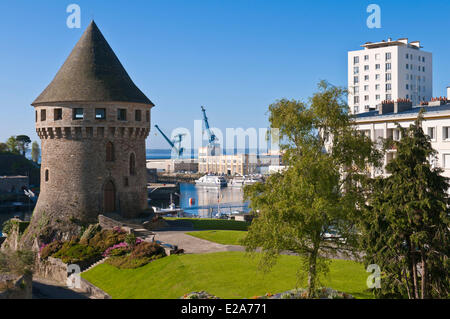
{"left": 39, "top": 240, "right": 63, "bottom": 260}
{"left": 87, "top": 228, "right": 127, "bottom": 252}
{"left": 52, "top": 240, "right": 101, "bottom": 265}
{"left": 105, "top": 242, "right": 166, "bottom": 269}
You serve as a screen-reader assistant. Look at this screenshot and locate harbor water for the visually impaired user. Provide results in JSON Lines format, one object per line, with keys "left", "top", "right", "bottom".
{"left": 178, "top": 183, "right": 250, "bottom": 217}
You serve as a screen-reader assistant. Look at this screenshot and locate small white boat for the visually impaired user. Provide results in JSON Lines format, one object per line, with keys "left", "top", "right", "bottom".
{"left": 229, "top": 176, "right": 245, "bottom": 187}
{"left": 195, "top": 175, "right": 227, "bottom": 187}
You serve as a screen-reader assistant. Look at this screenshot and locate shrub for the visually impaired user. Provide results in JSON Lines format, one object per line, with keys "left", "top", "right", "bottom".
{"left": 0, "top": 249, "right": 35, "bottom": 276}
{"left": 52, "top": 241, "right": 101, "bottom": 264}
{"left": 88, "top": 229, "right": 127, "bottom": 252}
{"left": 130, "top": 242, "right": 166, "bottom": 259}
{"left": 105, "top": 242, "right": 166, "bottom": 269}
{"left": 103, "top": 242, "right": 130, "bottom": 257}
{"left": 40, "top": 240, "right": 63, "bottom": 260}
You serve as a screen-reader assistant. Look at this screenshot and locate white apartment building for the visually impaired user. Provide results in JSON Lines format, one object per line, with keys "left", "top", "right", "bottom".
{"left": 198, "top": 147, "right": 257, "bottom": 176}
{"left": 348, "top": 38, "right": 432, "bottom": 114}
{"left": 354, "top": 93, "right": 450, "bottom": 180}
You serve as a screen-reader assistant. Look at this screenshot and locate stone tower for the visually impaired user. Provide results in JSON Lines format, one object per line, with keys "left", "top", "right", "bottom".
{"left": 24, "top": 21, "right": 154, "bottom": 243}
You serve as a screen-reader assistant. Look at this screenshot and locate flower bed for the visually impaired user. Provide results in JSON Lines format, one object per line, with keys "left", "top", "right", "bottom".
{"left": 251, "top": 287, "right": 354, "bottom": 299}
{"left": 181, "top": 291, "right": 220, "bottom": 299}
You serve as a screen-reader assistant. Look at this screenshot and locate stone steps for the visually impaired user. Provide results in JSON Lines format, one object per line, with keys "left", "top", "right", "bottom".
{"left": 82, "top": 257, "right": 109, "bottom": 273}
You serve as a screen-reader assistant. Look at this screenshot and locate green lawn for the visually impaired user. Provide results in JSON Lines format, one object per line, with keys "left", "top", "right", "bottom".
{"left": 81, "top": 251, "right": 373, "bottom": 299}
{"left": 186, "top": 230, "right": 247, "bottom": 245}
{"left": 164, "top": 218, "right": 250, "bottom": 231}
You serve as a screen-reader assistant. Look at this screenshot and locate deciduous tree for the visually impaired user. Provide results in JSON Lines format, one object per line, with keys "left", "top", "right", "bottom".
{"left": 243, "top": 81, "right": 381, "bottom": 297}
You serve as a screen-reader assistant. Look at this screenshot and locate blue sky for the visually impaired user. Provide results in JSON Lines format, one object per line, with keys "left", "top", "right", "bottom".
{"left": 1, "top": 0, "right": 449, "bottom": 149}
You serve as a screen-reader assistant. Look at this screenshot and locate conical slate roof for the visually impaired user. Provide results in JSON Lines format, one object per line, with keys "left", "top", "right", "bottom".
{"left": 32, "top": 21, "right": 154, "bottom": 106}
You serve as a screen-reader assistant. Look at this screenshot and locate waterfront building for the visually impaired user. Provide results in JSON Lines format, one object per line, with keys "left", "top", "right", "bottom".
{"left": 197, "top": 147, "right": 257, "bottom": 176}
{"left": 348, "top": 38, "right": 432, "bottom": 114}
{"left": 353, "top": 91, "right": 450, "bottom": 180}
{"left": 29, "top": 21, "right": 154, "bottom": 238}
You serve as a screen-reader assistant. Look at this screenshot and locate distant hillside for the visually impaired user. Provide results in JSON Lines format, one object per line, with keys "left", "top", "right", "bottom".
{"left": 0, "top": 153, "right": 40, "bottom": 186}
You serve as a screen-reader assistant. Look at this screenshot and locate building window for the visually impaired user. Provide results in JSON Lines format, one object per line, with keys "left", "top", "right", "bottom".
{"left": 386, "top": 83, "right": 391, "bottom": 91}
{"left": 443, "top": 127, "right": 450, "bottom": 140}
{"left": 386, "top": 73, "right": 391, "bottom": 81}
{"left": 364, "top": 85, "right": 369, "bottom": 91}
{"left": 73, "top": 108, "right": 84, "bottom": 120}
{"left": 135, "top": 110, "right": 142, "bottom": 121}
{"left": 386, "top": 63, "right": 391, "bottom": 71}
{"left": 386, "top": 94, "right": 392, "bottom": 100}
{"left": 117, "top": 109, "right": 127, "bottom": 121}
{"left": 364, "top": 65, "right": 369, "bottom": 71}
{"left": 406, "top": 84, "right": 409, "bottom": 90}
{"left": 375, "top": 64, "right": 380, "bottom": 70}
{"left": 41, "top": 109, "right": 46, "bottom": 121}
{"left": 95, "top": 108, "right": 106, "bottom": 119}
{"left": 376, "top": 95, "right": 380, "bottom": 100}
{"left": 129, "top": 153, "right": 136, "bottom": 175}
{"left": 354, "top": 96, "right": 359, "bottom": 104}
{"left": 364, "top": 95, "right": 369, "bottom": 101}
{"left": 385, "top": 52, "right": 391, "bottom": 60}
{"left": 353, "top": 56, "right": 359, "bottom": 64}
{"left": 375, "top": 84, "right": 380, "bottom": 90}
{"left": 45, "top": 169, "right": 49, "bottom": 182}
{"left": 106, "top": 142, "right": 114, "bottom": 162}
{"left": 354, "top": 86, "right": 359, "bottom": 94}
{"left": 364, "top": 75, "right": 369, "bottom": 81}
{"left": 364, "top": 55, "right": 369, "bottom": 61}
{"left": 146, "top": 111, "right": 150, "bottom": 122}
{"left": 354, "top": 66, "right": 359, "bottom": 74}
{"left": 353, "top": 106, "right": 359, "bottom": 113}
{"left": 54, "top": 108, "right": 62, "bottom": 121}
{"left": 354, "top": 76, "right": 359, "bottom": 84}
{"left": 406, "top": 53, "right": 409, "bottom": 59}
{"left": 422, "top": 57, "right": 425, "bottom": 62}
{"left": 428, "top": 127, "right": 436, "bottom": 140}
{"left": 375, "top": 74, "right": 380, "bottom": 80}
{"left": 124, "top": 177, "right": 129, "bottom": 187}
{"left": 406, "top": 64, "right": 409, "bottom": 69}
{"left": 444, "top": 154, "right": 450, "bottom": 168}
{"left": 35, "top": 111, "right": 37, "bottom": 122}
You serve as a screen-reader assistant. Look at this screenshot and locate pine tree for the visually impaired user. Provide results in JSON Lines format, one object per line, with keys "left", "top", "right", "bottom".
{"left": 361, "top": 111, "right": 450, "bottom": 298}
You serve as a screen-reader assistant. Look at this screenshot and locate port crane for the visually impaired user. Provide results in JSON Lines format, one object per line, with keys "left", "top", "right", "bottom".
{"left": 154, "top": 125, "right": 185, "bottom": 158}
{"left": 201, "top": 106, "right": 218, "bottom": 146}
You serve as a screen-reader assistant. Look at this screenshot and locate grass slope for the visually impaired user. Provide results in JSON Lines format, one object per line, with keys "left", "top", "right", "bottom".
{"left": 186, "top": 230, "right": 247, "bottom": 245}
{"left": 82, "top": 251, "right": 372, "bottom": 299}
{"left": 165, "top": 218, "right": 250, "bottom": 231}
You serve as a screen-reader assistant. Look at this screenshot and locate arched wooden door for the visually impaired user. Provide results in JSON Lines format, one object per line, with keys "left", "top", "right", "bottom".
{"left": 103, "top": 180, "right": 116, "bottom": 213}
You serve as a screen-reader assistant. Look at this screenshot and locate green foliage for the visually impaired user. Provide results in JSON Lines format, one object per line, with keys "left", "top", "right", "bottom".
{"left": 87, "top": 229, "right": 127, "bottom": 253}
{"left": 2, "top": 219, "right": 30, "bottom": 236}
{"left": 52, "top": 240, "right": 101, "bottom": 264}
{"left": 361, "top": 111, "right": 450, "bottom": 299}
{"left": 243, "top": 81, "right": 381, "bottom": 297}
{"left": 105, "top": 242, "right": 166, "bottom": 269}
{"left": 40, "top": 241, "right": 63, "bottom": 260}
{"left": 125, "top": 233, "right": 137, "bottom": 248}
{"left": 5, "top": 136, "right": 19, "bottom": 154}
{"left": 0, "top": 249, "right": 35, "bottom": 276}
{"left": 15, "top": 135, "right": 31, "bottom": 156}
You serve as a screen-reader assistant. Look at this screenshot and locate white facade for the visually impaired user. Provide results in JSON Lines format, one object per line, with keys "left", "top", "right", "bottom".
{"left": 198, "top": 147, "right": 258, "bottom": 175}
{"left": 348, "top": 38, "right": 432, "bottom": 114}
{"left": 354, "top": 104, "right": 450, "bottom": 180}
